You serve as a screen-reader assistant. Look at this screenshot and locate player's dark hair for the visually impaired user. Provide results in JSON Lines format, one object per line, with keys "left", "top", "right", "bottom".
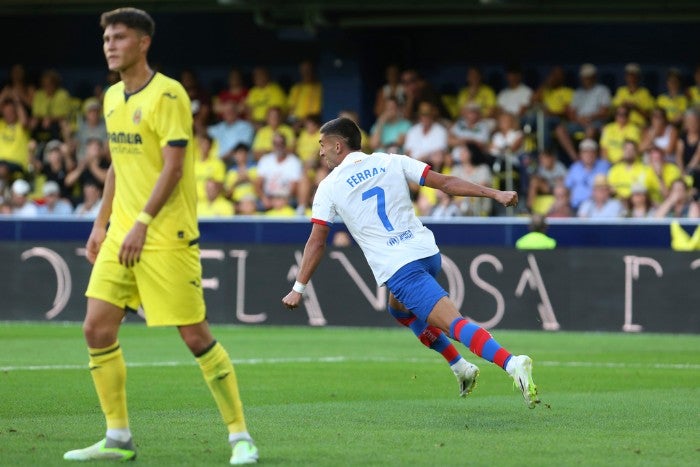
{"left": 320, "top": 117, "right": 362, "bottom": 151}
{"left": 100, "top": 7, "right": 155, "bottom": 37}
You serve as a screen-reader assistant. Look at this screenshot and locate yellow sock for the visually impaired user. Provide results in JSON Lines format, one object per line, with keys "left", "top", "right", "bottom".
{"left": 196, "top": 342, "right": 248, "bottom": 433}
{"left": 88, "top": 342, "right": 129, "bottom": 430}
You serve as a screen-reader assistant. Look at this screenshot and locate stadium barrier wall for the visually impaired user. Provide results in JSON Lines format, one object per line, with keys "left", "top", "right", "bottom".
{"left": 1, "top": 241, "right": 697, "bottom": 333}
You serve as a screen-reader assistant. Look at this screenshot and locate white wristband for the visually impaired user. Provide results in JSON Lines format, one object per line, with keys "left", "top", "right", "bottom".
{"left": 292, "top": 281, "right": 307, "bottom": 294}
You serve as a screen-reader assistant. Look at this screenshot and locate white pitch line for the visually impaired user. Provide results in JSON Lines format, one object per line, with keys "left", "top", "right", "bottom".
{"left": 1, "top": 357, "right": 699, "bottom": 372}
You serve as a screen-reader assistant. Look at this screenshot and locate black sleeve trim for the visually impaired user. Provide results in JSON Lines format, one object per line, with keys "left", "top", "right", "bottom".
{"left": 167, "top": 139, "right": 188, "bottom": 147}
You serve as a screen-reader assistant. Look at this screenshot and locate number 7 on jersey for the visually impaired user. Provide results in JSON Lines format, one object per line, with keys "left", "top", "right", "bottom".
{"left": 362, "top": 186, "right": 395, "bottom": 232}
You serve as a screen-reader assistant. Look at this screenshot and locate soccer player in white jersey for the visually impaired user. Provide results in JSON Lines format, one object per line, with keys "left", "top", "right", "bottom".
{"left": 282, "top": 117, "right": 540, "bottom": 409}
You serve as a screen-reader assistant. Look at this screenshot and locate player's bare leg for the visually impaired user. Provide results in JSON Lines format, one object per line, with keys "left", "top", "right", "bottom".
{"left": 180, "top": 321, "right": 258, "bottom": 464}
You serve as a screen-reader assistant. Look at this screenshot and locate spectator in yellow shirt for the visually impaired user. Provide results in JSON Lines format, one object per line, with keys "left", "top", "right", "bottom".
{"left": 599, "top": 105, "right": 641, "bottom": 164}
{"left": 657, "top": 68, "right": 688, "bottom": 126}
{"left": 607, "top": 140, "right": 658, "bottom": 201}
{"left": 612, "top": 63, "right": 655, "bottom": 128}
{"left": 287, "top": 60, "right": 322, "bottom": 131}
{"left": 457, "top": 66, "right": 496, "bottom": 119}
{"left": 197, "top": 178, "right": 234, "bottom": 218}
{"left": 647, "top": 145, "right": 681, "bottom": 204}
{"left": 687, "top": 64, "right": 700, "bottom": 106}
{"left": 0, "top": 92, "right": 31, "bottom": 185}
{"left": 30, "top": 69, "right": 72, "bottom": 144}
{"left": 193, "top": 133, "right": 226, "bottom": 203}
{"left": 245, "top": 66, "right": 287, "bottom": 127}
{"left": 251, "top": 106, "right": 295, "bottom": 160}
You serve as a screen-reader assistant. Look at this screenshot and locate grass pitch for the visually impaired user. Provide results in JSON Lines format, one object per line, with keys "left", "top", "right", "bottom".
{"left": 1, "top": 323, "right": 698, "bottom": 466}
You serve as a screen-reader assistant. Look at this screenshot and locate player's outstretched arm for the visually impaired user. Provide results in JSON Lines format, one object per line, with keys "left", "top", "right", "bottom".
{"left": 282, "top": 223, "right": 330, "bottom": 309}
{"left": 424, "top": 170, "right": 518, "bottom": 207}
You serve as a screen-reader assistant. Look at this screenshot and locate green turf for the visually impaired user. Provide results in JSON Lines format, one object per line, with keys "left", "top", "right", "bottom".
{"left": 0, "top": 323, "right": 698, "bottom": 466}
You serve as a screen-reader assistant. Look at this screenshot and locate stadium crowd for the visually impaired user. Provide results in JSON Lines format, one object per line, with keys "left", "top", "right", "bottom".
{"left": 0, "top": 60, "right": 699, "bottom": 220}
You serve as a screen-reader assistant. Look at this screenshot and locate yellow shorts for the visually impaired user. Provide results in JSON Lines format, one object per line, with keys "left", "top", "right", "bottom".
{"left": 86, "top": 237, "right": 206, "bottom": 326}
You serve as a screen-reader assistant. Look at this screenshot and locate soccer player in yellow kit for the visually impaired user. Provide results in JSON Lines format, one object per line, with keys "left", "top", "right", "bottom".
{"left": 63, "top": 8, "right": 258, "bottom": 465}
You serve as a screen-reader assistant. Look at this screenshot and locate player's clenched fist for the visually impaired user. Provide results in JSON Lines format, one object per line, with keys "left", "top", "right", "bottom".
{"left": 282, "top": 291, "right": 302, "bottom": 309}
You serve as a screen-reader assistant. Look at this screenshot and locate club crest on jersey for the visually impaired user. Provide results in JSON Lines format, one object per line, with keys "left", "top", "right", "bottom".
{"left": 132, "top": 107, "right": 142, "bottom": 125}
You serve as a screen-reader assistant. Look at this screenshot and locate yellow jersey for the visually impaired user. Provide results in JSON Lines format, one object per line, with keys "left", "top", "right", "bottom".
{"left": 194, "top": 155, "right": 226, "bottom": 202}
{"left": 295, "top": 128, "right": 321, "bottom": 162}
{"left": 612, "top": 86, "right": 655, "bottom": 127}
{"left": 103, "top": 72, "right": 199, "bottom": 249}
{"left": 599, "top": 122, "right": 641, "bottom": 164}
{"left": 688, "top": 86, "right": 700, "bottom": 106}
{"left": 252, "top": 124, "right": 296, "bottom": 155}
{"left": 542, "top": 86, "right": 574, "bottom": 115}
{"left": 245, "top": 82, "right": 287, "bottom": 122}
{"left": 607, "top": 161, "right": 658, "bottom": 200}
{"left": 657, "top": 94, "right": 688, "bottom": 123}
{"left": 0, "top": 119, "right": 30, "bottom": 167}
{"left": 197, "top": 196, "right": 234, "bottom": 218}
{"left": 456, "top": 85, "right": 496, "bottom": 115}
{"left": 287, "top": 82, "right": 322, "bottom": 120}
{"left": 32, "top": 88, "right": 71, "bottom": 118}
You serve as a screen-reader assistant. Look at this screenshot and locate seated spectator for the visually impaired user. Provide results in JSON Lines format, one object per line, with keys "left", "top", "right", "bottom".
{"left": 626, "top": 183, "right": 656, "bottom": 218}
{"left": 245, "top": 66, "right": 287, "bottom": 127}
{"left": 555, "top": 63, "right": 611, "bottom": 163}
{"left": 30, "top": 69, "right": 72, "bottom": 145}
{"left": 180, "top": 69, "right": 212, "bottom": 134}
{"left": 41, "top": 140, "right": 74, "bottom": 200}
{"left": 207, "top": 99, "right": 255, "bottom": 166}
{"left": 448, "top": 103, "right": 491, "bottom": 156}
{"left": 430, "top": 190, "right": 460, "bottom": 218}
{"left": 607, "top": 140, "right": 657, "bottom": 202}
{"left": 369, "top": 96, "right": 411, "bottom": 153}
{"left": 287, "top": 59, "right": 322, "bottom": 130}
{"left": 64, "top": 138, "right": 109, "bottom": 205}
{"left": 37, "top": 180, "right": 73, "bottom": 216}
{"left": 527, "top": 148, "right": 567, "bottom": 211}
{"left": 496, "top": 64, "right": 533, "bottom": 119}
{"left": 255, "top": 132, "right": 303, "bottom": 211}
{"left": 611, "top": 63, "right": 655, "bottom": 128}
{"left": 374, "top": 63, "right": 406, "bottom": 117}
{"left": 215, "top": 68, "right": 248, "bottom": 118}
{"left": 656, "top": 68, "right": 688, "bottom": 126}
{"left": 264, "top": 192, "right": 297, "bottom": 217}
{"left": 251, "top": 106, "right": 295, "bottom": 160}
{"left": 9, "top": 179, "right": 37, "bottom": 217}
{"left": 296, "top": 114, "right": 323, "bottom": 166}
{"left": 0, "top": 91, "right": 31, "bottom": 188}
{"left": 647, "top": 145, "right": 681, "bottom": 204}
{"left": 527, "top": 65, "right": 573, "bottom": 149}
{"left": 193, "top": 133, "right": 226, "bottom": 203}
{"left": 564, "top": 138, "right": 611, "bottom": 210}
{"left": 457, "top": 66, "right": 497, "bottom": 119}
{"left": 197, "top": 178, "right": 234, "bottom": 218}
{"left": 73, "top": 180, "right": 103, "bottom": 219}
{"left": 688, "top": 64, "right": 700, "bottom": 106}
{"left": 1, "top": 64, "right": 35, "bottom": 111}
{"left": 639, "top": 107, "right": 678, "bottom": 160}
{"left": 236, "top": 193, "right": 259, "bottom": 216}
{"left": 489, "top": 112, "right": 524, "bottom": 162}
{"left": 450, "top": 143, "right": 493, "bottom": 216}
{"left": 400, "top": 69, "right": 448, "bottom": 121}
{"left": 577, "top": 174, "right": 625, "bottom": 218}
{"left": 71, "top": 98, "right": 108, "bottom": 163}
{"left": 403, "top": 102, "right": 448, "bottom": 163}
{"left": 515, "top": 214, "right": 556, "bottom": 250}
{"left": 654, "top": 178, "right": 700, "bottom": 218}
{"left": 224, "top": 143, "right": 258, "bottom": 203}
{"left": 676, "top": 109, "right": 700, "bottom": 192}
{"left": 546, "top": 182, "right": 574, "bottom": 218}
{"left": 599, "top": 105, "right": 641, "bottom": 164}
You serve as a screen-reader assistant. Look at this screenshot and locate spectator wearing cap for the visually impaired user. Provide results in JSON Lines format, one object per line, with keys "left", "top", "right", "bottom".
{"left": 554, "top": 63, "right": 611, "bottom": 163}
{"left": 626, "top": 183, "right": 656, "bottom": 218}
{"left": 9, "top": 178, "right": 37, "bottom": 217}
{"left": 611, "top": 63, "right": 655, "bottom": 128}
{"left": 41, "top": 139, "right": 74, "bottom": 199}
{"left": 515, "top": 214, "right": 556, "bottom": 250}
{"left": 71, "top": 97, "right": 107, "bottom": 163}
{"left": 37, "top": 180, "right": 73, "bottom": 216}
{"left": 564, "top": 138, "right": 611, "bottom": 210}
{"left": 577, "top": 173, "right": 624, "bottom": 218}
{"left": 607, "top": 139, "right": 657, "bottom": 201}
{"left": 599, "top": 104, "right": 641, "bottom": 164}
{"left": 496, "top": 64, "right": 533, "bottom": 119}
{"left": 657, "top": 68, "right": 688, "bottom": 126}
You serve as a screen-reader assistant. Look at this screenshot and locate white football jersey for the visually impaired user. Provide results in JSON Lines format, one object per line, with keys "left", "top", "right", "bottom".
{"left": 312, "top": 151, "right": 440, "bottom": 285}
